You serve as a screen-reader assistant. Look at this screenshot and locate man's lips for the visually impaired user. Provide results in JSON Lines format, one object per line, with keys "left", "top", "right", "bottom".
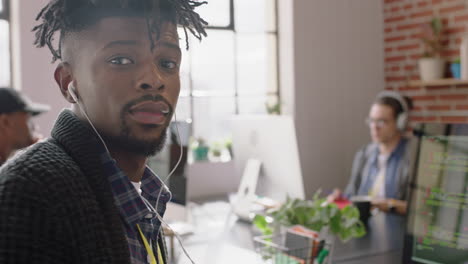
{"left": 128, "top": 101, "right": 170, "bottom": 125}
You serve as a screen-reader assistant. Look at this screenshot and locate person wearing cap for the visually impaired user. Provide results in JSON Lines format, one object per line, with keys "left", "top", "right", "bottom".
{"left": 328, "top": 91, "right": 414, "bottom": 215}
{"left": 0, "top": 88, "right": 49, "bottom": 166}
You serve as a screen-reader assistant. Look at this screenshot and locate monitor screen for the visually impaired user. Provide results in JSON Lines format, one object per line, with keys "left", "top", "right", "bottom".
{"left": 231, "top": 115, "right": 305, "bottom": 202}
{"left": 403, "top": 123, "right": 468, "bottom": 264}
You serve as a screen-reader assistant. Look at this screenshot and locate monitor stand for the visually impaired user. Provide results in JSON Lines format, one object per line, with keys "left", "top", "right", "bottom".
{"left": 164, "top": 202, "right": 195, "bottom": 236}
{"left": 231, "top": 158, "right": 263, "bottom": 221}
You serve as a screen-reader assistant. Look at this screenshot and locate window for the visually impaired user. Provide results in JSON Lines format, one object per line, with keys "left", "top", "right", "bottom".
{"left": 0, "top": 0, "right": 10, "bottom": 87}
{"left": 177, "top": 0, "right": 278, "bottom": 144}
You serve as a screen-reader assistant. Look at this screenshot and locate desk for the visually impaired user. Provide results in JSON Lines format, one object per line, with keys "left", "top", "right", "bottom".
{"left": 173, "top": 201, "right": 259, "bottom": 264}
{"left": 171, "top": 202, "right": 405, "bottom": 264}
{"left": 335, "top": 250, "right": 402, "bottom": 264}
{"left": 333, "top": 213, "right": 405, "bottom": 263}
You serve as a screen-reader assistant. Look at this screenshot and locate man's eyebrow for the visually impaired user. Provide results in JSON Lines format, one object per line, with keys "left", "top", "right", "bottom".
{"left": 102, "top": 40, "right": 140, "bottom": 50}
{"left": 157, "top": 42, "right": 181, "bottom": 54}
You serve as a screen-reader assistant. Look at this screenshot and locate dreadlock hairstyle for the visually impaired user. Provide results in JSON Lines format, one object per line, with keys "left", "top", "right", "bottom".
{"left": 33, "top": 0, "right": 208, "bottom": 62}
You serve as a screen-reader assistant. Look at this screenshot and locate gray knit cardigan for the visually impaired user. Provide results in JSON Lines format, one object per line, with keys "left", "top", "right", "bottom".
{"left": 0, "top": 109, "right": 167, "bottom": 264}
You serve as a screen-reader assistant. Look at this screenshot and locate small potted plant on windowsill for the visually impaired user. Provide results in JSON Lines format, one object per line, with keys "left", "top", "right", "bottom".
{"left": 450, "top": 57, "right": 461, "bottom": 79}
{"left": 265, "top": 95, "right": 281, "bottom": 115}
{"left": 418, "top": 17, "right": 445, "bottom": 81}
{"left": 190, "top": 137, "right": 209, "bottom": 162}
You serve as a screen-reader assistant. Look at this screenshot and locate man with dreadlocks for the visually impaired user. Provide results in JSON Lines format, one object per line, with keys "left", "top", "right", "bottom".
{"left": 0, "top": 0, "right": 206, "bottom": 263}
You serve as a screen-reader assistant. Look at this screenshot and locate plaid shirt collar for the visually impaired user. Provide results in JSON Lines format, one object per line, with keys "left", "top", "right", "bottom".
{"left": 100, "top": 151, "right": 171, "bottom": 226}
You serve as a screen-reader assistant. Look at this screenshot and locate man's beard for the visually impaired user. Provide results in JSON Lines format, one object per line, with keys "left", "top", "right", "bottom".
{"left": 102, "top": 125, "right": 168, "bottom": 157}
{"left": 101, "top": 94, "right": 173, "bottom": 157}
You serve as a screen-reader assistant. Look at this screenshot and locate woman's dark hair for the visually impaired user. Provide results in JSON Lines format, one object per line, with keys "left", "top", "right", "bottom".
{"left": 375, "top": 95, "right": 413, "bottom": 119}
{"left": 33, "top": 0, "right": 208, "bottom": 62}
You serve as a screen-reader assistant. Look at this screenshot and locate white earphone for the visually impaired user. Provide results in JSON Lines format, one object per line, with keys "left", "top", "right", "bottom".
{"left": 68, "top": 83, "right": 79, "bottom": 102}
{"left": 67, "top": 82, "right": 112, "bottom": 154}
{"left": 376, "top": 90, "right": 409, "bottom": 132}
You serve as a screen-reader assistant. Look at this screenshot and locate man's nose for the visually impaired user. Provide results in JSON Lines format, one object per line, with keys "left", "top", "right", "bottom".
{"left": 137, "top": 62, "right": 165, "bottom": 91}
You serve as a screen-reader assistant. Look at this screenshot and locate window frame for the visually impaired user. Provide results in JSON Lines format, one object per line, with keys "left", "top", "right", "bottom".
{"left": 0, "top": 0, "right": 11, "bottom": 88}
{"left": 204, "top": 0, "right": 234, "bottom": 31}
{"left": 178, "top": 0, "right": 280, "bottom": 142}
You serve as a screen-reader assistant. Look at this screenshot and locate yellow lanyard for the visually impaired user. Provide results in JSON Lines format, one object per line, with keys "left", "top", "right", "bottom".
{"left": 136, "top": 224, "right": 164, "bottom": 264}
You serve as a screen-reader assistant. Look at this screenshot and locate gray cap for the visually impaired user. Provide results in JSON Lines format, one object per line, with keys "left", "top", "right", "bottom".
{"left": 0, "top": 88, "right": 50, "bottom": 116}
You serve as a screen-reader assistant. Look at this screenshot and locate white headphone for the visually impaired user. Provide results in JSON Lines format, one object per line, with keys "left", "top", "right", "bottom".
{"left": 376, "top": 90, "right": 409, "bottom": 132}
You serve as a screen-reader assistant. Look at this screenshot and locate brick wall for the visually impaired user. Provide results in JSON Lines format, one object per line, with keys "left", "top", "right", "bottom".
{"left": 384, "top": 0, "right": 468, "bottom": 123}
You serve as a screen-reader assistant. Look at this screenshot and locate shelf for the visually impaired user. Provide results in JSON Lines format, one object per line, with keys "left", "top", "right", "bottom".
{"left": 408, "top": 78, "right": 468, "bottom": 87}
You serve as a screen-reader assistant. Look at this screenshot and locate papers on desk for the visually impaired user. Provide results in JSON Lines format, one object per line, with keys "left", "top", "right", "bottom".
{"left": 176, "top": 243, "right": 260, "bottom": 264}
{"left": 166, "top": 221, "right": 194, "bottom": 236}
{"left": 173, "top": 201, "right": 263, "bottom": 263}
{"left": 229, "top": 193, "right": 274, "bottom": 222}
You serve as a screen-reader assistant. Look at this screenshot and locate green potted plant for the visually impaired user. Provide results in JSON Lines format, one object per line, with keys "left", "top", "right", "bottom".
{"left": 191, "top": 137, "right": 209, "bottom": 161}
{"left": 254, "top": 191, "right": 366, "bottom": 242}
{"left": 265, "top": 95, "right": 281, "bottom": 115}
{"left": 224, "top": 137, "right": 233, "bottom": 159}
{"left": 209, "top": 141, "right": 223, "bottom": 162}
{"left": 418, "top": 17, "right": 445, "bottom": 81}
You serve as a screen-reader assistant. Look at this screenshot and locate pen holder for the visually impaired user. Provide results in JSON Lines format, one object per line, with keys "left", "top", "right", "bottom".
{"left": 253, "top": 234, "right": 333, "bottom": 264}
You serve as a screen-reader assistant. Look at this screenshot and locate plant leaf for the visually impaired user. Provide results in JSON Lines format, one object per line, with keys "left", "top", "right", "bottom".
{"left": 260, "top": 191, "right": 367, "bottom": 242}
{"left": 253, "top": 214, "right": 273, "bottom": 235}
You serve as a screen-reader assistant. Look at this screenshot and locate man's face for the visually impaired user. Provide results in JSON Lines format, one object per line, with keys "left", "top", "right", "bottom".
{"left": 67, "top": 17, "right": 181, "bottom": 156}
{"left": 368, "top": 103, "right": 401, "bottom": 144}
{"left": 5, "top": 112, "right": 35, "bottom": 149}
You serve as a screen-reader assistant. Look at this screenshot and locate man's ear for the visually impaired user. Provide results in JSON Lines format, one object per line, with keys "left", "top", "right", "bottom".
{"left": 54, "top": 62, "right": 76, "bottom": 103}
{"left": 0, "top": 114, "right": 11, "bottom": 132}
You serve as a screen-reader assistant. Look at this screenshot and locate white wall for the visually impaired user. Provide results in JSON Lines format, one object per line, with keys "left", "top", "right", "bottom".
{"left": 281, "top": 0, "right": 385, "bottom": 198}
{"left": 11, "top": 0, "right": 68, "bottom": 136}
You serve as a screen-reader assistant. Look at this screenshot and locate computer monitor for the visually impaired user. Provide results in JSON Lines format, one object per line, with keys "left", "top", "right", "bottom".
{"left": 147, "top": 120, "right": 191, "bottom": 222}
{"left": 231, "top": 115, "right": 305, "bottom": 202}
{"left": 403, "top": 123, "right": 468, "bottom": 264}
